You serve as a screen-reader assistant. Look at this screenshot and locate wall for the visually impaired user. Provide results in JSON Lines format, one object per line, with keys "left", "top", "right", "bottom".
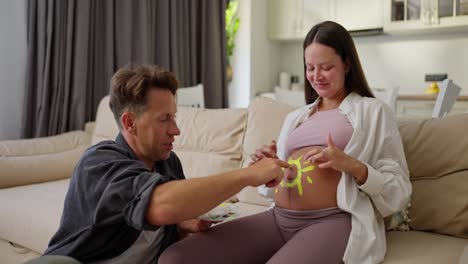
{"left": 278, "top": 32, "right": 468, "bottom": 95}
{"left": 228, "top": 0, "right": 280, "bottom": 108}
{"left": 0, "top": 0, "right": 27, "bottom": 140}
{"left": 228, "top": 0, "right": 252, "bottom": 108}
{"left": 250, "top": 0, "right": 281, "bottom": 98}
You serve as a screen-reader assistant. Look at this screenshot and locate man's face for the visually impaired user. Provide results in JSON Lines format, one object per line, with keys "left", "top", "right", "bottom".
{"left": 133, "top": 89, "right": 180, "bottom": 162}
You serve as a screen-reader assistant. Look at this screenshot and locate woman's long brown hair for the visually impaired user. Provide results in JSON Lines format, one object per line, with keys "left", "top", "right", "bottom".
{"left": 303, "top": 21, "right": 374, "bottom": 104}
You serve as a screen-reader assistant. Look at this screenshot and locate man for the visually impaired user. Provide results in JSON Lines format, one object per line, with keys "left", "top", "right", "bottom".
{"left": 44, "top": 64, "right": 288, "bottom": 263}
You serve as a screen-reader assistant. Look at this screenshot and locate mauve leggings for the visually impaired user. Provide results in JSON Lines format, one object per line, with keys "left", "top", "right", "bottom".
{"left": 159, "top": 207, "right": 351, "bottom": 264}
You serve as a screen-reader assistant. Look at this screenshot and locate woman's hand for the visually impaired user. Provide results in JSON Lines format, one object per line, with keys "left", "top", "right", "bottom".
{"left": 303, "top": 134, "right": 368, "bottom": 184}
{"left": 249, "top": 140, "right": 278, "bottom": 165}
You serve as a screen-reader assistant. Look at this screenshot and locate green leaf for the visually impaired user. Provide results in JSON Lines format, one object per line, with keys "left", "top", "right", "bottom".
{"left": 225, "top": 0, "right": 240, "bottom": 61}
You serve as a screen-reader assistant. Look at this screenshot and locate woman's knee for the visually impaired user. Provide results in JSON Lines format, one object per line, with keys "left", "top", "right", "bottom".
{"left": 158, "top": 244, "right": 190, "bottom": 264}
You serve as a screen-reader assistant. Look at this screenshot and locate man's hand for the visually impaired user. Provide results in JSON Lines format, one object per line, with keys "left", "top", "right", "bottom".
{"left": 283, "top": 163, "right": 298, "bottom": 182}
{"left": 177, "top": 219, "right": 216, "bottom": 237}
{"left": 249, "top": 140, "right": 278, "bottom": 165}
{"left": 246, "top": 158, "right": 290, "bottom": 188}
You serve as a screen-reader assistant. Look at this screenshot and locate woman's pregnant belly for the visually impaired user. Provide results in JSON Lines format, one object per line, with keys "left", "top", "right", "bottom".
{"left": 274, "top": 146, "right": 342, "bottom": 211}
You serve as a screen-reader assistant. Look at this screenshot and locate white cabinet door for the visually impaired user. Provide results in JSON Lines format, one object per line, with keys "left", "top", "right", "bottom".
{"left": 438, "top": 0, "right": 468, "bottom": 28}
{"left": 333, "top": 0, "right": 384, "bottom": 31}
{"left": 300, "top": 0, "right": 332, "bottom": 36}
{"left": 384, "top": 0, "right": 468, "bottom": 33}
{"left": 268, "top": 0, "right": 331, "bottom": 40}
{"left": 268, "top": 0, "right": 301, "bottom": 40}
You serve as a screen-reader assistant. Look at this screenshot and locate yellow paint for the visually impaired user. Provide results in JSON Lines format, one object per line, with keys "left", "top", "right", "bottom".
{"left": 278, "top": 156, "right": 315, "bottom": 196}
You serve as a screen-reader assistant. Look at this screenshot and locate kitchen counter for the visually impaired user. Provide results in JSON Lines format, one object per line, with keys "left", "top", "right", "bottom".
{"left": 398, "top": 95, "right": 468, "bottom": 101}
{"left": 397, "top": 95, "right": 468, "bottom": 118}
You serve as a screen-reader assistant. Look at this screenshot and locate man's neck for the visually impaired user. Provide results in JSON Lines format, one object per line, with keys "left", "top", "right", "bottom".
{"left": 121, "top": 132, "right": 155, "bottom": 171}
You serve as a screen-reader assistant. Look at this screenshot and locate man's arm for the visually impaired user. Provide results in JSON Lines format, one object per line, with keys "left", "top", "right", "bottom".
{"left": 146, "top": 158, "right": 289, "bottom": 225}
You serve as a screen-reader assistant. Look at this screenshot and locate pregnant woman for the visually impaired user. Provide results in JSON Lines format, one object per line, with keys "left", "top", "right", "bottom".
{"left": 159, "top": 21, "right": 411, "bottom": 264}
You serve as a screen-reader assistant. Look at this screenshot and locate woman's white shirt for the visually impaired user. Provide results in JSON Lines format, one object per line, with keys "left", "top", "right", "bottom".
{"left": 258, "top": 92, "right": 412, "bottom": 264}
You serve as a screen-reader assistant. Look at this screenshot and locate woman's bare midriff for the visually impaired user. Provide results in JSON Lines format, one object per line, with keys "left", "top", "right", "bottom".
{"left": 274, "top": 146, "right": 342, "bottom": 211}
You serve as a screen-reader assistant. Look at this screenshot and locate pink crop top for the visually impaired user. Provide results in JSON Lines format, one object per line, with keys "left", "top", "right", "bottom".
{"left": 285, "top": 108, "right": 354, "bottom": 158}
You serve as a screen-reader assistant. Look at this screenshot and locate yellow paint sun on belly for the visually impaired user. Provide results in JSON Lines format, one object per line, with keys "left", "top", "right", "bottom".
{"left": 275, "top": 156, "right": 315, "bottom": 196}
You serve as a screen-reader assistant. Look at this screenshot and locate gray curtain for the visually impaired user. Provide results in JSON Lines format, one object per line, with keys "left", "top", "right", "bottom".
{"left": 23, "top": 0, "right": 228, "bottom": 138}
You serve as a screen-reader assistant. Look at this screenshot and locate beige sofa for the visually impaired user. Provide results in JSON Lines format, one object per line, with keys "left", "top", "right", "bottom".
{"left": 1, "top": 96, "right": 467, "bottom": 264}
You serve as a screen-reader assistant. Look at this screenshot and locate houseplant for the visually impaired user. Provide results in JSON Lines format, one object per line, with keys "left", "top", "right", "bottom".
{"left": 226, "top": 0, "right": 240, "bottom": 81}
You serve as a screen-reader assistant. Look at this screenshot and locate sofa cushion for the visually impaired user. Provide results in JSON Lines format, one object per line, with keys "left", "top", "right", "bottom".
{"left": 0, "top": 238, "right": 40, "bottom": 264}
{"left": 409, "top": 171, "right": 468, "bottom": 238}
{"left": 0, "top": 180, "right": 69, "bottom": 254}
{"left": 238, "top": 97, "right": 294, "bottom": 206}
{"left": 384, "top": 231, "right": 467, "bottom": 264}
{"left": 398, "top": 114, "right": 468, "bottom": 238}
{"left": 459, "top": 244, "right": 468, "bottom": 264}
{"left": 174, "top": 107, "right": 247, "bottom": 179}
{"left": 398, "top": 114, "right": 468, "bottom": 180}
{"left": 92, "top": 95, "right": 120, "bottom": 144}
{"left": 384, "top": 204, "right": 411, "bottom": 231}
{"left": 0, "top": 131, "right": 90, "bottom": 188}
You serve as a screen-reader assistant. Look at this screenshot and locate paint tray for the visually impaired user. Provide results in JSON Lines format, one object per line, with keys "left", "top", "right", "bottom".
{"left": 199, "top": 202, "right": 240, "bottom": 222}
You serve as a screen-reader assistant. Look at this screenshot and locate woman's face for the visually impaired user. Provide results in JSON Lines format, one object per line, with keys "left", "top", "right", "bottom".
{"left": 304, "top": 42, "right": 349, "bottom": 100}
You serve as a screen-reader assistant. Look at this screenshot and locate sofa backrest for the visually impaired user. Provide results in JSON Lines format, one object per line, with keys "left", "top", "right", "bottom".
{"left": 399, "top": 114, "right": 468, "bottom": 238}
{"left": 237, "top": 97, "right": 295, "bottom": 206}
{"left": 174, "top": 107, "right": 247, "bottom": 178}
{"left": 91, "top": 95, "right": 248, "bottom": 180}
{"left": 0, "top": 131, "right": 90, "bottom": 188}
{"left": 92, "top": 96, "right": 120, "bottom": 144}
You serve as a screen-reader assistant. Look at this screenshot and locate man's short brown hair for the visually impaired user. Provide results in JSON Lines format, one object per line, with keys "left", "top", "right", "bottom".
{"left": 109, "top": 64, "right": 178, "bottom": 130}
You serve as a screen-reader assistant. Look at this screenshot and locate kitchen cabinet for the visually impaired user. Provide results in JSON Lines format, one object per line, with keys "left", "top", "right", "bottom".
{"left": 332, "top": 0, "right": 384, "bottom": 31}
{"left": 268, "top": 0, "right": 384, "bottom": 40}
{"left": 301, "top": 0, "right": 332, "bottom": 36}
{"left": 384, "top": 0, "right": 468, "bottom": 33}
{"left": 268, "top": 0, "right": 332, "bottom": 40}
{"left": 268, "top": 0, "right": 299, "bottom": 40}
{"left": 396, "top": 95, "right": 468, "bottom": 118}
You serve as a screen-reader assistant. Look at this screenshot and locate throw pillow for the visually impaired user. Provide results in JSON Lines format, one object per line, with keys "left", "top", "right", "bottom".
{"left": 384, "top": 202, "right": 411, "bottom": 231}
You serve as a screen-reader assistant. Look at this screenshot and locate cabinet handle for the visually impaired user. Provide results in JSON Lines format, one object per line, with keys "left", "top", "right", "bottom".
{"left": 423, "top": 7, "right": 431, "bottom": 24}
{"left": 421, "top": 0, "right": 431, "bottom": 25}
{"left": 430, "top": 7, "right": 439, "bottom": 24}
